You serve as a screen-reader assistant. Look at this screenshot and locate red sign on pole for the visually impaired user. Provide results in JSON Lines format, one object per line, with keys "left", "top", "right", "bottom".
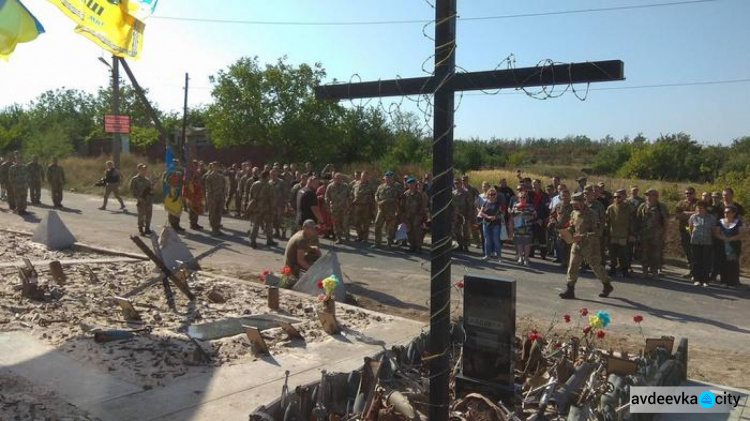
{"left": 104, "top": 115, "right": 131, "bottom": 134}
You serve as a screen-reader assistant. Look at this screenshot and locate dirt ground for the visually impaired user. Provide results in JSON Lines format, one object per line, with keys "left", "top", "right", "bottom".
{"left": 0, "top": 369, "right": 98, "bottom": 420}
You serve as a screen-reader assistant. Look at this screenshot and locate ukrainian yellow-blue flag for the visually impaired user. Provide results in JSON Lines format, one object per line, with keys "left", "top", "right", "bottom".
{"left": 0, "top": 0, "right": 45, "bottom": 60}
{"left": 46, "top": 0, "right": 146, "bottom": 58}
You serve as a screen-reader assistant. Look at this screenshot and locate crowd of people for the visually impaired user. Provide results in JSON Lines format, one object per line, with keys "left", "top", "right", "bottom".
{"left": 1, "top": 153, "right": 745, "bottom": 294}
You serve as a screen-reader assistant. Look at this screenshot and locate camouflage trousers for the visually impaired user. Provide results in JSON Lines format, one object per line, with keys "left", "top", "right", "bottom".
{"left": 452, "top": 215, "right": 470, "bottom": 247}
{"left": 29, "top": 180, "right": 42, "bottom": 204}
{"left": 331, "top": 210, "right": 350, "bottom": 240}
{"left": 6, "top": 184, "right": 15, "bottom": 209}
{"left": 374, "top": 208, "right": 397, "bottom": 245}
{"left": 353, "top": 204, "right": 373, "bottom": 241}
{"left": 250, "top": 213, "right": 273, "bottom": 244}
{"left": 406, "top": 218, "right": 423, "bottom": 249}
{"left": 12, "top": 184, "right": 27, "bottom": 213}
{"left": 639, "top": 235, "right": 664, "bottom": 274}
{"left": 567, "top": 237, "right": 610, "bottom": 286}
{"left": 103, "top": 183, "right": 124, "bottom": 208}
{"left": 50, "top": 183, "right": 64, "bottom": 207}
{"left": 136, "top": 200, "right": 153, "bottom": 231}
{"left": 207, "top": 197, "right": 223, "bottom": 232}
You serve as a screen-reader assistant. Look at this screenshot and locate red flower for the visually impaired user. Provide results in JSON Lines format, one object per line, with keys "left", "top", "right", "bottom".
{"left": 316, "top": 279, "right": 324, "bottom": 289}
{"left": 259, "top": 269, "right": 271, "bottom": 283}
{"left": 583, "top": 326, "right": 592, "bottom": 334}
{"left": 596, "top": 329, "right": 606, "bottom": 339}
{"left": 563, "top": 314, "right": 571, "bottom": 323}
{"left": 527, "top": 329, "right": 541, "bottom": 342}
{"left": 456, "top": 280, "right": 464, "bottom": 289}
{"left": 281, "top": 266, "right": 292, "bottom": 276}
{"left": 580, "top": 308, "right": 589, "bottom": 317}
{"left": 262, "top": 269, "right": 271, "bottom": 276}
{"left": 633, "top": 314, "right": 644, "bottom": 324}
{"left": 553, "top": 341, "right": 562, "bottom": 348}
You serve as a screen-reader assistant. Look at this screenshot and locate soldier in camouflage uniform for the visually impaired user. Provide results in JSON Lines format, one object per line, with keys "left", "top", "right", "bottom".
{"left": 373, "top": 171, "right": 399, "bottom": 248}
{"left": 584, "top": 184, "right": 606, "bottom": 266}
{"left": 235, "top": 163, "right": 251, "bottom": 217}
{"left": 452, "top": 178, "right": 473, "bottom": 252}
{"left": 559, "top": 193, "right": 614, "bottom": 299}
{"left": 549, "top": 188, "right": 574, "bottom": 268}
{"left": 0, "top": 156, "right": 7, "bottom": 201}
{"left": 270, "top": 168, "right": 288, "bottom": 239}
{"left": 26, "top": 155, "right": 44, "bottom": 205}
{"left": 8, "top": 154, "right": 29, "bottom": 215}
{"left": 605, "top": 189, "right": 634, "bottom": 277}
{"left": 45, "top": 157, "right": 66, "bottom": 208}
{"left": 129, "top": 163, "right": 154, "bottom": 236}
{"left": 290, "top": 173, "right": 308, "bottom": 214}
{"left": 1, "top": 155, "right": 14, "bottom": 209}
{"left": 351, "top": 171, "right": 376, "bottom": 242}
{"left": 635, "top": 188, "right": 670, "bottom": 277}
{"left": 325, "top": 172, "right": 352, "bottom": 244}
{"left": 401, "top": 177, "right": 428, "bottom": 252}
{"left": 204, "top": 161, "right": 226, "bottom": 236}
{"left": 246, "top": 170, "right": 277, "bottom": 248}
{"left": 462, "top": 175, "right": 482, "bottom": 248}
{"left": 674, "top": 186, "right": 698, "bottom": 278}
{"left": 224, "top": 163, "right": 238, "bottom": 212}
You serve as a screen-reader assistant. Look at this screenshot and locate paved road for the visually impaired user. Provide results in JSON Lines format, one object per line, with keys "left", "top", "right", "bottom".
{"left": 1, "top": 189, "right": 749, "bottom": 351}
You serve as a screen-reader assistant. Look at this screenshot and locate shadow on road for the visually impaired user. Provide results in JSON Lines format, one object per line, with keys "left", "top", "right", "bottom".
{"left": 345, "top": 280, "right": 428, "bottom": 313}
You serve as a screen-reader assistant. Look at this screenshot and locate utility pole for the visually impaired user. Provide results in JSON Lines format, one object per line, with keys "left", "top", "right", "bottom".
{"left": 111, "top": 54, "right": 121, "bottom": 168}
{"left": 181, "top": 72, "right": 189, "bottom": 162}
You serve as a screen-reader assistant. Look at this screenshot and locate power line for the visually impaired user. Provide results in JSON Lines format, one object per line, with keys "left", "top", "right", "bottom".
{"left": 150, "top": 0, "right": 720, "bottom": 27}
{"left": 462, "top": 77, "right": 750, "bottom": 95}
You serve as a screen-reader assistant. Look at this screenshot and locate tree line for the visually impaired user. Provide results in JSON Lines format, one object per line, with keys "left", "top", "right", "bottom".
{"left": 1, "top": 56, "right": 747, "bottom": 193}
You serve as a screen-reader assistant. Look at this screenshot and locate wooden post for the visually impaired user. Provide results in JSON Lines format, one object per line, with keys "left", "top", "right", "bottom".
{"left": 48, "top": 260, "right": 66, "bottom": 285}
{"left": 267, "top": 286, "right": 279, "bottom": 310}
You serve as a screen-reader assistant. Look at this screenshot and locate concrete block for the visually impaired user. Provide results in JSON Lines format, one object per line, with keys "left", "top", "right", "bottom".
{"left": 31, "top": 211, "right": 76, "bottom": 250}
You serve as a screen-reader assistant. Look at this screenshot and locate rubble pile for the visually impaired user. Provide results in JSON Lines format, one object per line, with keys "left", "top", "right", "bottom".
{"left": 252, "top": 324, "right": 688, "bottom": 420}
{"left": 0, "top": 233, "right": 384, "bottom": 388}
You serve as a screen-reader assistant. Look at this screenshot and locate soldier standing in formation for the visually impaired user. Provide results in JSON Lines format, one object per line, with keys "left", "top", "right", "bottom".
{"left": 635, "top": 188, "right": 670, "bottom": 277}
{"left": 549, "top": 188, "right": 573, "bottom": 268}
{"left": 8, "top": 153, "right": 29, "bottom": 215}
{"left": 185, "top": 160, "right": 204, "bottom": 230}
{"left": 605, "top": 189, "right": 634, "bottom": 277}
{"left": 1, "top": 155, "right": 13, "bottom": 208}
{"left": 373, "top": 171, "right": 399, "bottom": 248}
{"left": 247, "top": 170, "right": 277, "bottom": 248}
{"left": 462, "top": 175, "right": 482, "bottom": 249}
{"left": 26, "top": 155, "right": 43, "bottom": 205}
{"left": 270, "top": 168, "right": 288, "bottom": 239}
{"left": 129, "top": 163, "right": 154, "bottom": 236}
{"left": 46, "top": 157, "right": 66, "bottom": 208}
{"left": 204, "top": 161, "right": 226, "bottom": 236}
{"left": 224, "top": 163, "right": 238, "bottom": 213}
{"left": 559, "top": 192, "right": 614, "bottom": 300}
{"left": 235, "top": 162, "right": 251, "bottom": 217}
{"left": 0, "top": 156, "right": 8, "bottom": 201}
{"left": 99, "top": 160, "right": 126, "bottom": 211}
{"left": 401, "top": 176, "right": 428, "bottom": 253}
{"left": 351, "top": 171, "right": 375, "bottom": 242}
{"left": 325, "top": 172, "right": 351, "bottom": 244}
{"left": 583, "top": 184, "right": 606, "bottom": 266}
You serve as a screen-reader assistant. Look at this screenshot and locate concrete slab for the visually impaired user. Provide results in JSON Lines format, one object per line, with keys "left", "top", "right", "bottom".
{"left": 86, "top": 320, "right": 424, "bottom": 421}
{"left": 0, "top": 331, "right": 142, "bottom": 408}
{"left": 31, "top": 210, "right": 76, "bottom": 250}
{"left": 158, "top": 226, "right": 199, "bottom": 270}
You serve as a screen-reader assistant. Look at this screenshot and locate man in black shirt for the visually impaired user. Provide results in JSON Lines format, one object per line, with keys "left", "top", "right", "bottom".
{"left": 296, "top": 176, "right": 322, "bottom": 227}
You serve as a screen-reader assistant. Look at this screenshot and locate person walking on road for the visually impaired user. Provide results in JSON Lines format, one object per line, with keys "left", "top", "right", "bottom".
{"left": 99, "top": 160, "right": 125, "bottom": 210}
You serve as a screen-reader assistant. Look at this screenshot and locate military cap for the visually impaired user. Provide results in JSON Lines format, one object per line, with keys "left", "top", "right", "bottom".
{"left": 384, "top": 171, "right": 394, "bottom": 177}
{"left": 406, "top": 176, "right": 416, "bottom": 184}
{"left": 597, "top": 181, "right": 606, "bottom": 187}
{"left": 583, "top": 184, "right": 594, "bottom": 192}
{"left": 576, "top": 176, "right": 587, "bottom": 182}
{"left": 615, "top": 189, "right": 626, "bottom": 195}
{"left": 461, "top": 174, "right": 469, "bottom": 180}
{"left": 645, "top": 188, "right": 658, "bottom": 195}
{"left": 571, "top": 192, "right": 585, "bottom": 202}
{"left": 302, "top": 219, "right": 317, "bottom": 229}
{"left": 630, "top": 185, "right": 639, "bottom": 190}
{"left": 711, "top": 191, "right": 721, "bottom": 197}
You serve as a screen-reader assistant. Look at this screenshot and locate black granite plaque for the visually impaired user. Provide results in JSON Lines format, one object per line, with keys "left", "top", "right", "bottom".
{"left": 456, "top": 273, "right": 516, "bottom": 399}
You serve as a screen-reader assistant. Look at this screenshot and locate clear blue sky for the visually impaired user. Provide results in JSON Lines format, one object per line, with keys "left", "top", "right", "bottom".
{"left": 2, "top": 0, "right": 749, "bottom": 144}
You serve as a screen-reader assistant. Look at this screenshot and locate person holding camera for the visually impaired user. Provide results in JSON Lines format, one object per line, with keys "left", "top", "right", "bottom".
{"left": 129, "top": 163, "right": 154, "bottom": 235}
{"left": 98, "top": 160, "right": 125, "bottom": 210}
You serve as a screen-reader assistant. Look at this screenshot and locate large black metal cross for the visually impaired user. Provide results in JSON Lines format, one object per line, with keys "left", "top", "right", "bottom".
{"left": 315, "top": 1, "right": 624, "bottom": 419}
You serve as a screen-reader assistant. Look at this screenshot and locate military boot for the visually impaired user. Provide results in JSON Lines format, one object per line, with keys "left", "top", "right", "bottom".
{"left": 559, "top": 284, "right": 576, "bottom": 299}
{"left": 599, "top": 283, "right": 614, "bottom": 298}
